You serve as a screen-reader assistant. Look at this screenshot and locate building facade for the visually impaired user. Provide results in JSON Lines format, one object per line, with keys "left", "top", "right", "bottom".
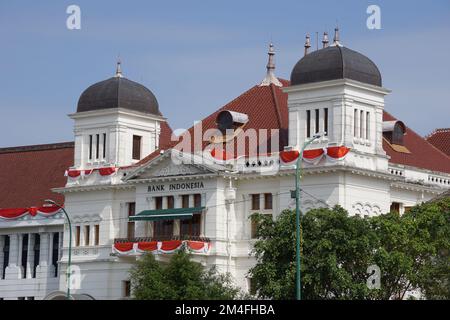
{"left": 1, "top": 32, "right": 449, "bottom": 299}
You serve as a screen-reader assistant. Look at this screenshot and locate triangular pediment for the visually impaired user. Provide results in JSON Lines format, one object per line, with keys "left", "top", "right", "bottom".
{"left": 126, "top": 150, "right": 225, "bottom": 181}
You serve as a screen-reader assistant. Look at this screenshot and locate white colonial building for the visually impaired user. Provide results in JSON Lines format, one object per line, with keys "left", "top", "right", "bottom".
{"left": 1, "top": 30, "right": 449, "bottom": 299}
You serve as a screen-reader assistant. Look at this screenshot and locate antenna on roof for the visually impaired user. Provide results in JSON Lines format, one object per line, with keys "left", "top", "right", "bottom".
{"left": 259, "top": 42, "right": 282, "bottom": 87}
{"left": 322, "top": 32, "right": 329, "bottom": 48}
{"left": 316, "top": 31, "right": 319, "bottom": 51}
{"left": 304, "top": 34, "right": 311, "bottom": 56}
{"left": 115, "top": 55, "right": 123, "bottom": 78}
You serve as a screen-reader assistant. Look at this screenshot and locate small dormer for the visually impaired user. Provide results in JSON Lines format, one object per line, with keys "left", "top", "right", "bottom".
{"left": 383, "top": 120, "right": 410, "bottom": 153}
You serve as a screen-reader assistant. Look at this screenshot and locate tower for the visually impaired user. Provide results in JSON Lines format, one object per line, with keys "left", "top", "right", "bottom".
{"left": 69, "top": 62, "right": 165, "bottom": 169}
{"left": 284, "top": 29, "right": 390, "bottom": 172}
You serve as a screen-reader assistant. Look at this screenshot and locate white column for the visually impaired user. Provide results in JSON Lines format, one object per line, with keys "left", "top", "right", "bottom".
{"left": 17, "top": 234, "right": 24, "bottom": 278}
{"left": 26, "top": 234, "right": 35, "bottom": 279}
{"left": 200, "top": 193, "right": 207, "bottom": 237}
{"left": 38, "top": 233, "right": 49, "bottom": 268}
{"left": 259, "top": 193, "right": 264, "bottom": 211}
{"left": 48, "top": 233, "right": 54, "bottom": 266}
{"left": 173, "top": 196, "right": 182, "bottom": 237}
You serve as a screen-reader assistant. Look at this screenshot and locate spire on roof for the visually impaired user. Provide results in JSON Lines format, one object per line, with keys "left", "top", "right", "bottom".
{"left": 304, "top": 34, "right": 311, "bottom": 56}
{"left": 259, "top": 42, "right": 283, "bottom": 87}
{"left": 322, "top": 32, "right": 329, "bottom": 48}
{"left": 115, "top": 59, "right": 123, "bottom": 78}
{"left": 333, "top": 27, "right": 342, "bottom": 46}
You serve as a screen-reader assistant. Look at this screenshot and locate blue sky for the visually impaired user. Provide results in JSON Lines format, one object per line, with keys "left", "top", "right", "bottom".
{"left": 0, "top": 0, "right": 449, "bottom": 147}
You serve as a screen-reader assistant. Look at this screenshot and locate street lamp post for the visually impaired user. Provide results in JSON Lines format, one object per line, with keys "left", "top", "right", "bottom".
{"left": 45, "top": 199, "right": 72, "bottom": 300}
{"left": 295, "top": 132, "right": 325, "bottom": 300}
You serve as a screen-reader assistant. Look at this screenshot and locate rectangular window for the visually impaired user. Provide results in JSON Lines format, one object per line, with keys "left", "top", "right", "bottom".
{"left": 153, "top": 220, "right": 174, "bottom": 239}
{"left": 182, "top": 195, "right": 189, "bottom": 208}
{"left": 132, "top": 135, "right": 142, "bottom": 160}
{"left": 96, "top": 134, "right": 100, "bottom": 159}
{"left": 88, "top": 135, "right": 93, "bottom": 160}
{"left": 315, "top": 109, "right": 320, "bottom": 134}
{"left": 1, "top": 235, "right": 9, "bottom": 280}
{"left": 84, "top": 225, "right": 90, "bottom": 246}
{"left": 94, "top": 225, "right": 100, "bottom": 245}
{"left": 249, "top": 278, "right": 257, "bottom": 296}
{"left": 123, "top": 281, "right": 131, "bottom": 298}
{"left": 75, "top": 226, "right": 80, "bottom": 247}
{"left": 52, "top": 233, "right": 59, "bottom": 277}
{"left": 155, "top": 197, "right": 163, "bottom": 210}
{"left": 306, "top": 110, "right": 311, "bottom": 138}
{"left": 324, "top": 108, "right": 328, "bottom": 136}
{"left": 390, "top": 202, "right": 401, "bottom": 214}
{"left": 103, "top": 133, "right": 107, "bottom": 159}
{"left": 366, "top": 112, "right": 370, "bottom": 140}
{"left": 264, "top": 193, "right": 273, "bottom": 210}
{"left": 167, "top": 196, "right": 175, "bottom": 209}
{"left": 194, "top": 194, "right": 202, "bottom": 208}
{"left": 360, "top": 110, "right": 364, "bottom": 138}
{"left": 180, "top": 214, "right": 201, "bottom": 238}
{"left": 251, "top": 194, "right": 260, "bottom": 210}
{"left": 127, "top": 202, "right": 136, "bottom": 239}
{"left": 251, "top": 214, "right": 272, "bottom": 239}
{"left": 21, "top": 234, "right": 28, "bottom": 279}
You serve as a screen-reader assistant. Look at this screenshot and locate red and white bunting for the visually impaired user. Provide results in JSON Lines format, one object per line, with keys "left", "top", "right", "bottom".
{"left": 279, "top": 150, "right": 300, "bottom": 166}
{"left": 279, "top": 146, "right": 350, "bottom": 166}
{"left": 112, "top": 240, "right": 211, "bottom": 256}
{"left": 65, "top": 167, "right": 117, "bottom": 179}
{"left": 0, "top": 205, "right": 61, "bottom": 220}
{"left": 326, "top": 146, "right": 351, "bottom": 162}
{"left": 302, "top": 148, "right": 325, "bottom": 165}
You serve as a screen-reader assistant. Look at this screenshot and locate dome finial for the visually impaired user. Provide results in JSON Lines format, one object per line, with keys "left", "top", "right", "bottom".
{"left": 333, "top": 26, "right": 342, "bottom": 46}
{"left": 115, "top": 58, "right": 123, "bottom": 78}
{"left": 304, "top": 34, "right": 311, "bottom": 56}
{"left": 259, "top": 42, "right": 282, "bottom": 87}
{"left": 322, "top": 32, "right": 329, "bottom": 48}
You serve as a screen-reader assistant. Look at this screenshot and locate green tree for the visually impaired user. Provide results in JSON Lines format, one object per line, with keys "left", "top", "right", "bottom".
{"left": 249, "top": 199, "right": 450, "bottom": 300}
{"left": 129, "top": 249, "right": 243, "bottom": 300}
{"left": 250, "top": 206, "right": 378, "bottom": 299}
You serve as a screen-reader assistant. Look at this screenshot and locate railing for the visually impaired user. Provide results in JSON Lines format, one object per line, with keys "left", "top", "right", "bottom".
{"left": 114, "top": 235, "right": 210, "bottom": 244}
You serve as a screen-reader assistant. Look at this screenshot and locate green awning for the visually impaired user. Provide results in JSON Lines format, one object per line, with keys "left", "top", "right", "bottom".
{"left": 129, "top": 207, "right": 205, "bottom": 222}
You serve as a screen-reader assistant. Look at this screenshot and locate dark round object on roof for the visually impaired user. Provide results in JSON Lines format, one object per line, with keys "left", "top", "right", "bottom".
{"left": 290, "top": 46, "right": 382, "bottom": 87}
{"left": 77, "top": 76, "right": 160, "bottom": 115}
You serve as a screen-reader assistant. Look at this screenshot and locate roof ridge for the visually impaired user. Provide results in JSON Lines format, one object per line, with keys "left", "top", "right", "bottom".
{"left": 270, "top": 84, "right": 283, "bottom": 130}
{"left": 425, "top": 127, "right": 450, "bottom": 139}
{"left": 0, "top": 141, "right": 75, "bottom": 154}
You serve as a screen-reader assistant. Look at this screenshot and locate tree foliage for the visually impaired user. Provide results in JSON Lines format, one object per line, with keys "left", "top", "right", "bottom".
{"left": 249, "top": 197, "right": 450, "bottom": 300}
{"left": 129, "top": 249, "right": 244, "bottom": 300}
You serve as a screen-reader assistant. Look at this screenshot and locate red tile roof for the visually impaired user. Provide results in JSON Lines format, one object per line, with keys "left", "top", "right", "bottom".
{"left": 0, "top": 121, "right": 173, "bottom": 209}
{"left": 425, "top": 128, "right": 450, "bottom": 157}
{"left": 383, "top": 113, "right": 450, "bottom": 173}
{"left": 0, "top": 142, "right": 74, "bottom": 208}
{"left": 137, "top": 80, "right": 289, "bottom": 165}
{"left": 139, "top": 80, "right": 450, "bottom": 175}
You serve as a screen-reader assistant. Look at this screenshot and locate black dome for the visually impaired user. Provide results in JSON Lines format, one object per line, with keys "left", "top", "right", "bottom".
{"left": 77, "top": 76, "right": 161, "bottom": 115}
{"left": 290, "top": 46, "right": 382, "bottom": 87}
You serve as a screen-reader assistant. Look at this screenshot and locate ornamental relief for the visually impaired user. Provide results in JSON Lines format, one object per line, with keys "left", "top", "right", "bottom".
{"left": 352, "top": 202, "right": 381, "bottom": 216}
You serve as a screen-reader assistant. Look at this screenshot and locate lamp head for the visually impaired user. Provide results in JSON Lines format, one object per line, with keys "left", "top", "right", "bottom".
{"left": 312, "top": 131, "right": 326, "bottom": 139}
